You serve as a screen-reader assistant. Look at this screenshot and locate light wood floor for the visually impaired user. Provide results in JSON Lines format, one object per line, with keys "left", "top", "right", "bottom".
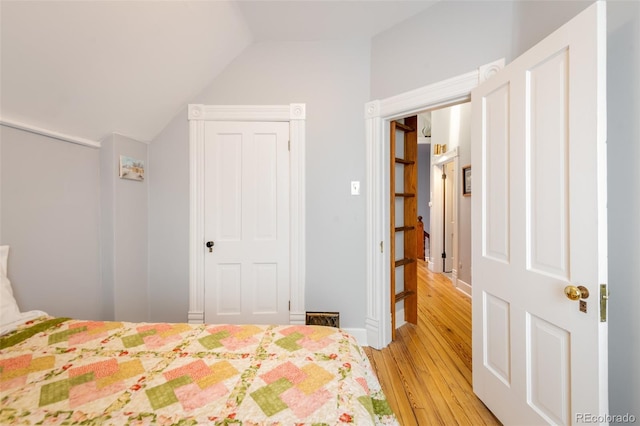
{"left": 364, "top": 260, "right": 501, "bottom": 425}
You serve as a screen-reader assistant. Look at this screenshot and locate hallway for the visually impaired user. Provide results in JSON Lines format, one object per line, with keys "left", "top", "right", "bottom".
{"left": 364, "top": 260, "right": 501, "bottom": 425}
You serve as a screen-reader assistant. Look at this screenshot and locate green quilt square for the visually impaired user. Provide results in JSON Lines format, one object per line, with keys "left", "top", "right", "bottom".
{"left": 198, "top": 330, "right": 230, "bottom": 350}
{"left": 47, "top": 327, "right": 86, "bottom": 344}
{"left": 145, "top": 376, "right": 192, "bottom": 410}
{"left": 250, "top": 378, "right": 293, "bottom": 417}
{"left": 274, "top": 332, "right": 304, "bottom": 352}
{"left": 39, "top": 379, "right": 70, "bottom": 407}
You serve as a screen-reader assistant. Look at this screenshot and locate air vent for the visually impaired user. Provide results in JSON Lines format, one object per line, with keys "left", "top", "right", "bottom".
{"left": 305, "top": 312, "right": 340, "bottom": 328}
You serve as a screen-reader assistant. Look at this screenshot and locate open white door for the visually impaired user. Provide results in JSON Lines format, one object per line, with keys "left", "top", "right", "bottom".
{"left": 471, "top": 3, "right": 607, "bottom": 425}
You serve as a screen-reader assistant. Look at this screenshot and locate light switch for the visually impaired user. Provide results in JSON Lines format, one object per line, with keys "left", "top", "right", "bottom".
{"left": 351, "top": 181, "right": 360, "bottom": 195}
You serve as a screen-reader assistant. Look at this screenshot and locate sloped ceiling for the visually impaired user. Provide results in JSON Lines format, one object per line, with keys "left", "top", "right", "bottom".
{"left": 0, "top": 1, "right": 437, "bottom": 143}
{"left": 237, "top": 1, "right": 437, "bottom": 42}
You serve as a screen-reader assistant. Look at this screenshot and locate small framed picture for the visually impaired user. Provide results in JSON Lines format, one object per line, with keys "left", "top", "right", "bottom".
{"left": 119, "top": 155, "right": 145, "bottom": 181}
{"left": 462, "top": 165, "right": 471, "bottom": 196}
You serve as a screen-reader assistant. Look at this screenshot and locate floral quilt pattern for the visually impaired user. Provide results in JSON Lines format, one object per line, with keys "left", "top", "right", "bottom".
{"left": 0, "top": 317, "right": 398, "bottom": 425}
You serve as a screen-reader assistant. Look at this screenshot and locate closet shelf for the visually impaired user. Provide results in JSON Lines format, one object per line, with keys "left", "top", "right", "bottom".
{"left": 395, "top": 226, "right": 416, "bottom": 232}
{"left": 394, "top": 193, "right": 416, "bottom": 198}
{"left": 393, "top": 122, "right": 415, "bottom": 132}
{"left": 394, "top": 290, "right": 416, "bottom": 303}
{"left": 395, "top": 158, "right": 415, "bottom": 165}
{"left": 394, "top": 258, "right": 416, "bottom": 267}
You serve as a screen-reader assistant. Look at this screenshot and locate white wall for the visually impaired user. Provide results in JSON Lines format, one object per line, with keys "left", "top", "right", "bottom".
{"left": 372, "top": 0, "right": 640, "bottom": 419}
{"left": 101, "top": 134, "right": 149, "bottom": 322}
{"left": 149, "top": 39, "right": 371, "bottom": 328}
{"left": 607, "top": 1, "right": 640, "bottom": 420}
{"left": 0, "top": 126, "right": 103, "bottom": 319}
{"left": 428, "top": 104, "right": 471, "bottom": 285}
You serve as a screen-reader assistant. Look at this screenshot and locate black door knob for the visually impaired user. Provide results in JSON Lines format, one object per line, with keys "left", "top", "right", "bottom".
{"left": 206, "top": 241, "right": 215, "bottom": 252}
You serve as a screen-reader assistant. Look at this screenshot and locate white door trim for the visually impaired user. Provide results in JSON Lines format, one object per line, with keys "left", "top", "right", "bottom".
{"left": 364, "top": 62, "right": 504, "bottom": 349}
{"left": 188, "top": 104, "right": 306, "bottom": 325}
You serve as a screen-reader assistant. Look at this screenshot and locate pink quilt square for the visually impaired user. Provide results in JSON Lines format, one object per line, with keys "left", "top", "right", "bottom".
{"left": 0, "top": 375, "right": 27, "bottom": 391}
{"left": 69, "top": 359, "right": 119, "bottom": 379}
{"left": 0, "top": 354, "right": 32, "bottom": 371}
{"left": 164, "top": 360, "right": 211, "bottom": 382}
{"left": 174, "top": 382, "right": 228, "bottom": 411}
{"left": 280, "top": 386, "right": 331, "bottom": 419}
{"left": 279, "top": 326, "right": 313, "bottom": 337}
{"left": 207, "top": 324, "right": 242, "bottom": 335}
{"left": 260, "top": 362, "right": 306, "bottom": 385}
{"left": 69, "top": 380, "right": 125, "bottom": 408}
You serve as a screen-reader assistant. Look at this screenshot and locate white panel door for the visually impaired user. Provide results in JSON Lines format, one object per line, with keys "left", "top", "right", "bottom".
{"left": 204, "top": 121, "right": 290, "bottom": 324}
{"left": 471, "top": 3, "right": 607, "bottom": 425}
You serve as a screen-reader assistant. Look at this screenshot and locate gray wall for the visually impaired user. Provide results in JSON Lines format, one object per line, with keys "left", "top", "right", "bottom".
{"left": 149, "top": 39, "right": 371, "bottom": 327}
{"left": 101, "top": 134, "right": 149, "bottom": 322}
{"left": 0, "top": 127, "right": 149, "bottom": 323}
{"left": 147, "top": 109, "right": 190, "bottom": 323}
{"left": 371, "top": 1, "right": 591, "bottom": 100}
{"left": 0, "top": 126, "right": 103, "bottom": 319}
{"left": 372, "top": 0, "right": 640, "bottom": 419}
{"left": 417, "top": 143, "right": 430, "bottom": 233}
{"left": 607, "top": 1, "right": 640, "bottom": 421}
{"left": 372, "top": 1, "right": 512, "bottom": 100}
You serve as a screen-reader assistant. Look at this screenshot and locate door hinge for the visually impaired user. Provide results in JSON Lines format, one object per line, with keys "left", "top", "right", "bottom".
{"left": 288, "top": 301, "right": 291, "bottom": 311}
{"left": 600, "top": 284, "right": 609, "bottom": 322}
{"left": 380, "top": 241, "right": 384, "bottom": 253}
{"left": 288, "top": 140, "right": 291, "bottom": 151}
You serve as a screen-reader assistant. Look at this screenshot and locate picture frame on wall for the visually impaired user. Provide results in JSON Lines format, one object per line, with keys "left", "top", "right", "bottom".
{"left": 119, "top": 155, "right": 145, "bottom": 181}
{"left": 462, "top": 165, "right": 471, "bottom": 196}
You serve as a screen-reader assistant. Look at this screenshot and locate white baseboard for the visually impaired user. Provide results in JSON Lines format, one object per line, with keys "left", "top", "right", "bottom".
{"left": 456, "top": 279, "right": 472, "bottom": 298}
{"left": 342, "top": 328, "right": 368, "bottom": 347}
{"left": 289, "top": 312, "right": 306, "bottom": 324}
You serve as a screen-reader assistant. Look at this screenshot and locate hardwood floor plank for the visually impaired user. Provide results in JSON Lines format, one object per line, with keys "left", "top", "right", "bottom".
{"left": 365, "top": 345, "right": 417, "bottom": 425}
{"left": 365, "top": 260, "right": 501, "bottom": 425}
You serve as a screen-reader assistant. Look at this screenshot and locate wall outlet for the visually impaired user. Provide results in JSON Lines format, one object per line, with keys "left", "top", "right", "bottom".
{"left": 351, "top": 181, "right": 360, "bottom": 195}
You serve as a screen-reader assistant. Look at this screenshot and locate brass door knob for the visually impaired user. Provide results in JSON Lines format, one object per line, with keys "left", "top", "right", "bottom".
{"left": 564, "top": 285, "right": 590, "bottom": 301}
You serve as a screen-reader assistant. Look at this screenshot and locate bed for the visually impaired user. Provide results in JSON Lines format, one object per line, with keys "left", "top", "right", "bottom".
{"left": 0, "top": 249, "right": 398, "bottom": 425}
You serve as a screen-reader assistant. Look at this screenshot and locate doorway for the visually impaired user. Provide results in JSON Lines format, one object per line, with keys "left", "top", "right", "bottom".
{"left": 363, "top": 59, "right": 504, "bottom": 349}
{"left": 390, "top": 102, "right": 471, "bottom": 340}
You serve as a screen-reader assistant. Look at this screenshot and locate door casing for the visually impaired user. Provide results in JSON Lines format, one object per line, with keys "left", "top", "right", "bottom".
{"left": 364, "top": 60, "right": 504, "bottom": 349}
{"left": 188, "top": 104, "right": 307, "bottom": 325}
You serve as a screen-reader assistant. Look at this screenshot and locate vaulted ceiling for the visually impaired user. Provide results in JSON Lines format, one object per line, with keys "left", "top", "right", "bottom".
{"left": 0, "top": 1, "right": 437, "bottom": 143}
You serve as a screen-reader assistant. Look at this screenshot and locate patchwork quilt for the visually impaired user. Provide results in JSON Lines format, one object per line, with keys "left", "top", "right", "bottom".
{"left": 0, "top": 317, "right": 398, "bottom": 425}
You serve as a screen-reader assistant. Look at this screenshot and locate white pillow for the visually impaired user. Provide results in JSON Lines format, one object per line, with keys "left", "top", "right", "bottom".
{"left": 0, "top": 246, "right": 21, "bottom": 327}
{"left": 0, "top": 245, "right": 8, "bottom": 278}
{"left": 1, "top": 273, "right": 21, "bottom": 326}
{"left": 0, "top": 246, "right": 48, "bottom": 335}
